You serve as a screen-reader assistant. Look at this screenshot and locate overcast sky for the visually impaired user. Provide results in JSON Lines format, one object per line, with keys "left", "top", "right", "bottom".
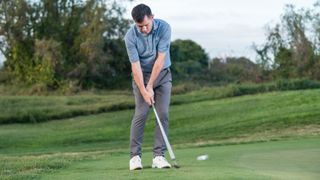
{"left": 124, "top": 0, "right": 316, "bottom": 60}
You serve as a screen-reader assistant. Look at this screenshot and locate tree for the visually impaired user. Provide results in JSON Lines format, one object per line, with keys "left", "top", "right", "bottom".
{"left": 208, "top": 57, "right": 261, "bottom": 83}
{"left": 283, "top": 5, "right": 315, "bottom": 78}
{"left": 0, "top": 0, "right": 34, "bottom": 83}
{"left": 170, "top": 39, "right": 209, "bottom": 79}
{"left": 0, "top": 0, "right": 131, "bottom": 89}
{"left": 254, "top": 3, "right": 319, "bottom": 80}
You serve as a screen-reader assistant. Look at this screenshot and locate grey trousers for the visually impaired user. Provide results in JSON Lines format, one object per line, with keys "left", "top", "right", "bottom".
{"left": 130, "top": 68, "right": 172, "bottom": 158}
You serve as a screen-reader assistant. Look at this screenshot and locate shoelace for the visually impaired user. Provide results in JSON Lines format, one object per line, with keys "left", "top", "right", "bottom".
{"left": 132, "top": 157, "right": 141, "bottom": 163}
{"left": 155, "top": 156, "right": 167, "bottom": 163}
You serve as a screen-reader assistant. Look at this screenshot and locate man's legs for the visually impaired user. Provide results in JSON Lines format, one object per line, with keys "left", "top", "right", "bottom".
{"left": 130, "top": 81, "right": 150, "bottom": 158}
{"left": 153, "top": 70, "right": 172, "bottom": 157}
{"left": 130, "top": 69, "right": 172, "bottom": 158}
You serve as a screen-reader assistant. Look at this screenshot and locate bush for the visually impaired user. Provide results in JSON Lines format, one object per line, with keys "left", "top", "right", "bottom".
{"left": 276, "top": 79, "right": 320, "bottom": 90}
{"left": 0, "top": 70, "right": 11, "bottom": 84}
{"left": 171, "top": 82, "right": 200, "bottom": 95}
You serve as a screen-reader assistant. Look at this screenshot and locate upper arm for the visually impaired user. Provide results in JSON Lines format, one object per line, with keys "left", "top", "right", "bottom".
{"left": 158, "top": 24, "right": 171, "bottom": 53}
{"left": 124, "top": 32, "right": 139, "bottom": 63}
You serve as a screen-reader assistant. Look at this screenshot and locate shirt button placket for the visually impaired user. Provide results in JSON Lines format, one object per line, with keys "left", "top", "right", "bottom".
{"left": 144, "top": 36, "right": 150, "bottom": 52}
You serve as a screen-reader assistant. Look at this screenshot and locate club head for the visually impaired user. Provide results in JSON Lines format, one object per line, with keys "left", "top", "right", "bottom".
{"left": 172, "top": 161, "right": 180, "bottom": 169}
{"left": 173, "top": 164, "right": 180, "bottom": 168}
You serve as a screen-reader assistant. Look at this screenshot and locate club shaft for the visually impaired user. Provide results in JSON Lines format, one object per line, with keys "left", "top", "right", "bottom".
{"left": 152, "top": 104, "right": 176, "bottom": 160}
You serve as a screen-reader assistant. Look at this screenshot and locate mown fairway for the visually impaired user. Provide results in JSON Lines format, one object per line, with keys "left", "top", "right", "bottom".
{"left": 0, "top": 89, "right": 320, "bottom": 179}
{"left": 42, "top": 137, "right": 320, "bottom": 180}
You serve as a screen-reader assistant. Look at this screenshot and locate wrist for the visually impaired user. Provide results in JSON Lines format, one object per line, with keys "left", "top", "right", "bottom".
{"left": 141, "top": 88, "right": 148, "bottom": 95}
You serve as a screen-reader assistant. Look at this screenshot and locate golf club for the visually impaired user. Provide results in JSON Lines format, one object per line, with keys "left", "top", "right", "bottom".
{"left": 152, "top": 104, "right": 180, "bottom": 168}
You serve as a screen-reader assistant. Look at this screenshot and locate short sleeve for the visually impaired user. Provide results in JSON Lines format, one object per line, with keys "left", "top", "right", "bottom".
{"left": 124, "top": 32, "right": 139, "bottom": 63}
{"left": 158, "top": 24, "right": 171, "bottom": 53}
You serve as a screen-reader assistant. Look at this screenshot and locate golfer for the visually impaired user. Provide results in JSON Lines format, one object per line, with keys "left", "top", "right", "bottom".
{"left": 124, "top": 4, "right": 172, "bottom": 170}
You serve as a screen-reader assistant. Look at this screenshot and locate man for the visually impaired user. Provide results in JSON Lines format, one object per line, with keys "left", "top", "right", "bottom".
{"left": 124, "top": 4, "right": 172, "bottom": 170}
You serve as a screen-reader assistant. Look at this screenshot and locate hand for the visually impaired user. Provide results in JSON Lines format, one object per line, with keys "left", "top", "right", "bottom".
{"left": 146, "top": 85, "right": 155, "bottom": 105}
{"left": 142, "top": 87, "right": 154, "bottom": 106}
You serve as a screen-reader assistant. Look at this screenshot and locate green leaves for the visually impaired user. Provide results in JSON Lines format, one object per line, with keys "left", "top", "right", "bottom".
{"left": 170, "top": 39, "right": 209, "bottom": 79}
{"left": 0, "top": 0, "right": 131, "bottom": 90}
{"left": 255, "top": 1, "right": 320, "bottom": 80}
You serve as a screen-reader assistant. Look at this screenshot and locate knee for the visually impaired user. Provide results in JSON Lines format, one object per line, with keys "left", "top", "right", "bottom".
{"left": 157, "top": 110, "right": 169, "bottom": 121}
{"left": 133, "top": 107, "right": 149, "bottom": 121}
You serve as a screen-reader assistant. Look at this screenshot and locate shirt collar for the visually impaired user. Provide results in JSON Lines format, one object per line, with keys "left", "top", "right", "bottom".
{"left": 152, "top": 19, "right": 158, "bottom": 32}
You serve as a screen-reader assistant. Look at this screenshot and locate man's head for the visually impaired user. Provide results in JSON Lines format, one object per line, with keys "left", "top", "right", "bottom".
{"left": 131, "top": 4, "right": 154, "bottom": 34}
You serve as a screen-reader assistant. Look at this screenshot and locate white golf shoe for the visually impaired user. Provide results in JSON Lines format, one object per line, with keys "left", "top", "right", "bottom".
{"left": 152, "top": 156, "right": 171, "bottom": 169}
{"left": 129, "top": 155, "right": 143, "bottom": 170}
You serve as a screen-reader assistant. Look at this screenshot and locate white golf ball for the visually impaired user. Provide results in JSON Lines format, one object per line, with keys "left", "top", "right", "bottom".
{"left": 197, "top": 154, "right": 209, "bottom": 161}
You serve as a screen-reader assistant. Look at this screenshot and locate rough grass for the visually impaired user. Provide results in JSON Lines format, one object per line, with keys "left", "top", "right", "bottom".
{"left": 0, "top": 151, "right": 108, "bottom": 180}
{"left": 1, "top": 89, "right": 319, "bottom": 154}
{"left": 1, "top": 79, "right": 320, "bottom": 124}
{"left": 0, "top": 92, "right": 134, "bottom": 124}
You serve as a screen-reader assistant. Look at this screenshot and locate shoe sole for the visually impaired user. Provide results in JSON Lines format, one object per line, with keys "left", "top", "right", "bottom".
{"left": 151, "top": 165, "right": 171, "bottom": 169}
{"left": 130, "top": 167, "right": 143, "bottom": 170}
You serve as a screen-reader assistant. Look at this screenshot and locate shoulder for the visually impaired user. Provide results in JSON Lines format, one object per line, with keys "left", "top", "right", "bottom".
{"left": 154, "top": 19, "right": 171, "bottom": 37}
{"left": 124, "top": 26, "right": 137, "bottom": 42}
{"left": 155, "top": 19, "right": 171, "bottom": 30}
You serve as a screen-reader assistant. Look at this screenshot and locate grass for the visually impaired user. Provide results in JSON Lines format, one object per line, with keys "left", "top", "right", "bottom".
{"left": 0, "top": 89, "right": 319, "bottom": 179}
{"left": 2, "top": 79, "right": 320, "bottom": 124}
{"left": 40, "top": 137, "right": 320, "bottom": 180}
{"left": 0, "top": 92, "right": 134, "bottom": 124}
{"left": 2, "top": 138, "right": 319, "bottom": 179}
{"left": 0, "top": 89, "right": 319, "bottom": 155}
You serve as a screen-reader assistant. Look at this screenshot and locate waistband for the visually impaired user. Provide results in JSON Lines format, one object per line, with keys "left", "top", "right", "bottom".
{"left": 143, "top": 67, "right": 170, "bottom": 74}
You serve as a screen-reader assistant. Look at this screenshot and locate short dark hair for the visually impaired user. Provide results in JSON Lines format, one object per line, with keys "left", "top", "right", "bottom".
{"left": 131, "top": 4, "right": 152, "bottom": 23}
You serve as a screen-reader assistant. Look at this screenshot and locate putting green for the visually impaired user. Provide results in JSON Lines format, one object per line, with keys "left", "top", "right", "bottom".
{"left": 42, "top": 137, "right": 320, "bottom": 179}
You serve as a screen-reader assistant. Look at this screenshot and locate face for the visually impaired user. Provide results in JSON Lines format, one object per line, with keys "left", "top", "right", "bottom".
{"left": 135, "top": 15, "right": 154, "bottom": 35}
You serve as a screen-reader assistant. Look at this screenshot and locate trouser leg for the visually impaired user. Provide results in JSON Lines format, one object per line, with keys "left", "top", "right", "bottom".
{"left": 130, "top": 82, "right": 149, "bottom": 158}
{"left": 153, "top": 72, "right": 172, "bottom": 157}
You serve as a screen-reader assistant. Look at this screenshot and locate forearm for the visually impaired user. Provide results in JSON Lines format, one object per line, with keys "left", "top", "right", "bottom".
{"left": 147, "top": 53, "right": 166, "bottom": 88}
{"left": 131, "top": 61, "right": 147, "bottom": 95}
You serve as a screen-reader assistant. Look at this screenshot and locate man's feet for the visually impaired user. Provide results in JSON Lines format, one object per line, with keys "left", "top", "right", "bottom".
{"left": 129, "top": 155, "right": 143, "bottom": 170}
{"left": 152, "top": 156, "right": 171, "bottom": 169}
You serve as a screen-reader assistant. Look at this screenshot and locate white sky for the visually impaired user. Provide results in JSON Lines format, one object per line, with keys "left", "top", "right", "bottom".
{"left": 124, "top": 0, "right": 316, "bottom": 60}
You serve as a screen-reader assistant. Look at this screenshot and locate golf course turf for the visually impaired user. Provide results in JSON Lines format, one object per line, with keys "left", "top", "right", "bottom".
{"left": 0, "top": 89, "right": 319, "bottom": 179}
{"left": 41, "top": 137, "right": 320, "bottom": 180}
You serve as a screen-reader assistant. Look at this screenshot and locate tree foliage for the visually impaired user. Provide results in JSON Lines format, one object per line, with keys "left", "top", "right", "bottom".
{"left": 170, "top": 39, "right": 209, "bottom": 79}
{"left": 254, "top": 2, "right": 320, "bottom": 80}
{"left": 0, "top": 0, "right": 131, "bottom": 89}
{"left": 208, "top": 57, "right": 261, "bottom": 83}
